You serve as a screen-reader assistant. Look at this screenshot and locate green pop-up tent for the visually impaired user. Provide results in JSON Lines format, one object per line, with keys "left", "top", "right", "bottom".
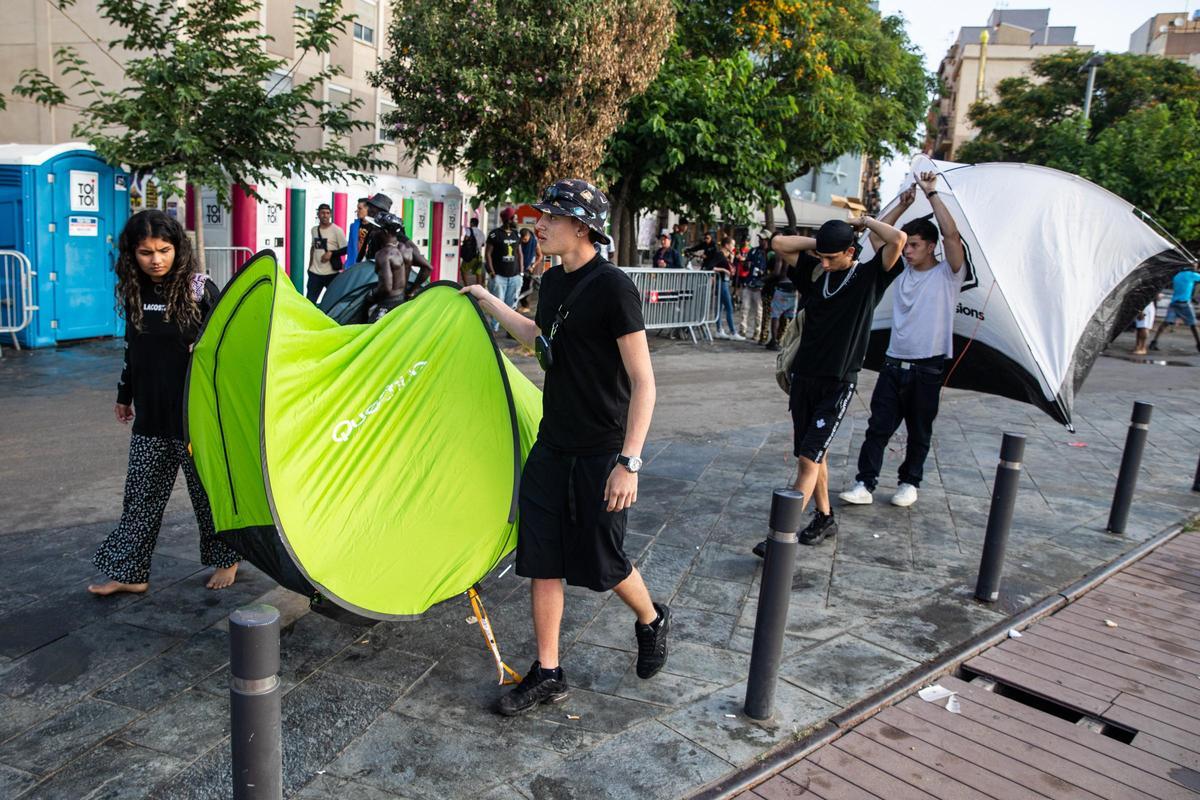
{"left": 186, "top": 251, "right": 541, "bottom": 619}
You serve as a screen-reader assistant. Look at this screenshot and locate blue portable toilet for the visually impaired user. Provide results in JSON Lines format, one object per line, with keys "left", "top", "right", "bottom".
{"left": 0, "top": 143, "right": 130, "bottom": 347}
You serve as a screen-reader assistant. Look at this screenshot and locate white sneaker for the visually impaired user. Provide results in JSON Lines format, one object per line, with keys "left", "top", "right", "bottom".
{"left": 839, "top": 482, "right": 873, "bottom": 505}
{"left": 714, "top": 329, "right": 730, "bottom": 339}
{"left": 891, "top": 483, "right": 918, "bottom": 507}
{"left": 731, "top": 333, "right": 747, "bottom": 341}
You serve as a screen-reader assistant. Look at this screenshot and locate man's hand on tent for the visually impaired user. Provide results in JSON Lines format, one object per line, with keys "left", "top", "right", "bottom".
{"left": 604, "top": 466, "right": 638, "bottom": 512}
{"left": 917, "top": 171, "right": 939, "bottom": 196}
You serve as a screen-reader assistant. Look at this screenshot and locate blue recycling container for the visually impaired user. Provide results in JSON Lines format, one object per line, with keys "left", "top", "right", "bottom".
{"left": 0, "top": 143, "right": 130, "bottom": 347}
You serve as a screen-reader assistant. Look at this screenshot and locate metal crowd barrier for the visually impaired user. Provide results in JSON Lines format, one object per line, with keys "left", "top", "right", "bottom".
{"left": 619, "top": 267, "right": 717, "bottom": 343}
{"left": 0, "top": 249, "right": 34, "bottom": 355}
{"left": 204, "top": 246, "right": 254, "bottom": 290}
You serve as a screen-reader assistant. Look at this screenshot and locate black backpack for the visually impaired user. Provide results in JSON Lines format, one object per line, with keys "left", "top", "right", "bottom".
{"left": 460, "top": 229, "right": 479, "bottom": 262}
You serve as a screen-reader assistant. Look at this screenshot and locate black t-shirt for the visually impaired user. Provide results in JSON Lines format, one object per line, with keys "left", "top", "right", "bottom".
{"left": 791, "top": 251, "right": 900, "bottom": 383}
{"left": 486, "top": 225, "right": 523, "bottom": 278}
{"left": 535, "top": 255, "right": 645, "bottom": 455}
{"left": 117, "top": 276, "right": 220, "bottom": 440}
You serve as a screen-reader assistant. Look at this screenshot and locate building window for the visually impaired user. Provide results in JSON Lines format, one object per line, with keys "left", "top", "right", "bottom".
{"left": 379, "top": 102, "right": 397, "bottom": 142}
{"left": 264, "top": 70, "right": 292, "bottom": 98}
{"left": 328, "top": 85, "right": 352, "bottom": 108}
{"left": 354, "top": 21, "right": 375, "bottom": 44}
{"left": 295, "top": 4, "right": 317, "bottom": 23}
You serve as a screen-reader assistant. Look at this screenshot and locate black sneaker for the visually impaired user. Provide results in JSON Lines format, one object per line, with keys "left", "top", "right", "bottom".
{"left": 765, "top": 340, "right": 781, "bottom": 351}
{"left": 1148, "top": 341, "right": 1160, "bottom": 351}
{"left": 752, "top": 539, "right": 768, "bottom": 559}
{"left": 799, "top": 512, "right": 838, "bottom": 546}
{"left": 635, "top": 603, "right": 671, "bottom": 679}
{"left": 495, "top": 661, "right": 570, "bottom": 716}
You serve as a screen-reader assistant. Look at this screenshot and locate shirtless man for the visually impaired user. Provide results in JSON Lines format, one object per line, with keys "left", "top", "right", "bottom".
{"left": 369, "top": 212, "right": 432, "bottom": 322}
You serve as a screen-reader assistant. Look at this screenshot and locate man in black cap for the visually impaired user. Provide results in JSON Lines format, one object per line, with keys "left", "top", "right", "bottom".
{"left": 753, "top": 214, "right": 906, "bottom": 555}
{"left": 460, "top": 178, "right": 670, "bottom": 717}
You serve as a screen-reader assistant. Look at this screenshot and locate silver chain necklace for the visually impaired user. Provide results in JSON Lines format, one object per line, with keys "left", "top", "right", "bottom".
{"left": 822, "top": 261, "right": 859, "bottom": 299}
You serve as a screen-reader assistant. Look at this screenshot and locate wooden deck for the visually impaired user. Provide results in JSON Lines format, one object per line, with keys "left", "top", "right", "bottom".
{"left": 738, "top": 533, "right": 1200, "bottom": 799}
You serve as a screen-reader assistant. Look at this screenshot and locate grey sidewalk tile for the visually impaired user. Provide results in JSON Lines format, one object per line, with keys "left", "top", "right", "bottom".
{"left": 0, "top": 697, "right": 138, "bottom": 777}
{"left": 0, "top": 621, "right": 177, "bottom": 710}
{"left": 853, "top": 596, "right": 1006, "bottom": 663}
{"left": 661, "top": 680, "right": 836, "bottom": 768}
{"left": 833, "top": 528, "right": 914, "bottom": 572}
{"left": 0, "top": 696, "right": 43, "bottom": 746}
{"left": 643, "top": 442, "right": 722, "bottom": 482}
{"left": 279, "top": 671, "right": 401, "bottom": 795}
{"left": 0, "top": 763, "right": 36, "bottom": 798}
{"left": 727, "top": 627, "right": 820, "bottom": 659}
{"left": 390, "top": 646, "right": 523, "bottom": 738}
{"left": 662, "top": 641, "right": 752, "bottom": 685}
{"left": 296, "top": 773, "right": 413, "bottom": 799}
{"left": 779, "top": 634, "right": 917, "bottom": 706}
{"left": 323, "top": 631, "right": 436, "bottom": 691}
{"left": 669, "top": 606, "right": 739, "bottom": 650}
{"left": 109, "top": 577, "right": 269, "bottom": 639}
{"left": 120, "top": 688, "right": 227, "bottom": 762}
{"left": 576, "top": 599, "right": 640, "bottom": 653}
{"left": 94, "top": 653, "right": 216, "bottom": 711}
{"left": 826, "top": 562, "right": 954, "bottom": 616}
{"left": 673, "top": 575, "right": 750, "bottom": 617}
{"left": 329, "top": 711, "right": 562, "bottom": 800}
{"left": 30, "top": 738, "right": 188, "bottom": 800}
{"left": 737, "top": 599, "right": 870, "bottom": 643}
{"left": 524, "top": 687, "right": 664, "bottom": 734}
{"left": 610, "top": 665, "right": 721, "bottom": 708}
{"left": 556, "top": 642, "right": 633, "bottom": 694}
{"left": 691, "top": 543, "right": 760, "bottom": 585}
{"left": 655, "top": 514, "right": 720, "bottom": 547}
{"left": 277, "top": 613, "right": 367, "bottom": 690}
{"left": 502, "top": 716, "right": 608, "bottom": 756}
{"left": 635, "top": 543, "right": 699, "bottom": 600}
{"left": 513, "top": 720, "right": 731, "bottom": 800}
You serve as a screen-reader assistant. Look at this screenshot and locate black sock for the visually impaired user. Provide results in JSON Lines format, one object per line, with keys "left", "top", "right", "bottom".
{"left": 538, "top": 665, "right": 563, "bottom": 681}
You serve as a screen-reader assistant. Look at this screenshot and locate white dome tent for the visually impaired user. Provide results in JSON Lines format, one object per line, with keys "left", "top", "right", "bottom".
{"left": 860, "top": 156, "right": 1196, "bottom": 430}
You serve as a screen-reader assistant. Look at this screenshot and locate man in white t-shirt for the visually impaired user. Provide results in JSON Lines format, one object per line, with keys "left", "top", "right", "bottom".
{"left": 306, "top": 203, "right": 348, "bottom": 303}
{"left": 840, "top": 171, "right": 965, "bottom": 508}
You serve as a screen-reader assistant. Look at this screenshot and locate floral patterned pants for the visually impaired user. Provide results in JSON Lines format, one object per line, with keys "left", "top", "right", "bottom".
{"left": 93, "top": 434, "right": 240, "bottom": 584}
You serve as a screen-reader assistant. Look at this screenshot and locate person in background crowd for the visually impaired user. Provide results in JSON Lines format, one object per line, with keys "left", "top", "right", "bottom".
{"left": 1133, "top": 296, "right": 1157, "bottom": 355}
{"left": 306, "top": 203, "right": 348, "bottom": 303}
{"left": 1149, "top": 267, "right": 1200, "bottom": 352}
{"left": 670, "top": 219, "right": 689, "bottom": 256}
{"left": 711, "top": 237, "right": 743, "bottom": 340}
{"left": 653, "top": 231, "right": 683, "bottom": 269}
{"left": 89, "top": 210, "right": 241, "bottom": 597}
{"left": 460, "top": 216, "right": 486, "bottom": 287}
{"left": 368, "top": 212, "right": 431, "bottom": 322}
{"left": 345, "top": 197, "right": 370, "bottom": 266}
{"left": 359, "top": 192, "right": 395, "bottom": 263}
{"left": 739, "top": 234, "right": 770, "bottom": 341}
{"left": 486, "top": 207, "right": 524, "bottom": 333}
{"left": 518, "top": 227, "right": 543, "bottom": 311}
{"left": 765, "top": 231, "right": 799, "bottom": 351}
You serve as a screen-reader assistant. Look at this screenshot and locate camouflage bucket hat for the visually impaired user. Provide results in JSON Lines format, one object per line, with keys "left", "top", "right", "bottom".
{"left": 532, "top": 178, "right": 611, "bottom": 244}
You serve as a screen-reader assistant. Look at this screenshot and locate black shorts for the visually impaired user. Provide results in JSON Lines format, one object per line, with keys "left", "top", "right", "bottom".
{"left": 789, "top": 375, "right": 855, "bottom": 463}
{"left": 516, "top": 442, "right": 633, "bottom": 592}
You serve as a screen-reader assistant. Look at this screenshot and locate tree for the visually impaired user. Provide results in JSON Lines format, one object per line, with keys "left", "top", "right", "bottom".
{"left": 960, "top": 50, "right": 1200, "bottom": 164}
{"left": 959, "top": 52, "right": 1200, "bottom": 247}
{"left": 687, "top": 0, "right": 933, "bottom": 228}
{"left": 13, "top": 0, "right": 388, "bottom": 266}
{"left": 373, "top": 0, "right": 674, "bottom": 204}
{"left": 601, "top": 47, "right": 791, "bottom": 264}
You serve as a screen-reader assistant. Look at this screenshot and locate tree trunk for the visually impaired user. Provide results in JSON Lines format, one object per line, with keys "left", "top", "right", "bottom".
{"left": 763, "top": 197, "right": 776, "bottom": 234}
{"left": 776, "top": 181, "right": 797, "bottom": 231}
{"left": 189, "top": 180, "right": 207, "bottom": 274}
{"left": 610, "top": 176, "right": 636, "bottom": 266}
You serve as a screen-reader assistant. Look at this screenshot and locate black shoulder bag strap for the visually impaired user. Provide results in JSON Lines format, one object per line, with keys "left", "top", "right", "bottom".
{"left": 548, "top": 266, "right": 607, "bottom": 342}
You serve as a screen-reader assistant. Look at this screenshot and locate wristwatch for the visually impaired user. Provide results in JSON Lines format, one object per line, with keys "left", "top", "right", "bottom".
{"left": 617, "top": 454, "right": 643, "bottom": 473}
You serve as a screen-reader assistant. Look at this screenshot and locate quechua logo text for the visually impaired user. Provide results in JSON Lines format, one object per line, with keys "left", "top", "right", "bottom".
{"left": 331, "top": 361, "right": 428, "bottom": 443}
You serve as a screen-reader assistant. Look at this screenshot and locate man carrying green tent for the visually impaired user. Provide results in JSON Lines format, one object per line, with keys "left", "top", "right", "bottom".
{"left": 462, "top": 178, "right": 671, "bottom": 716}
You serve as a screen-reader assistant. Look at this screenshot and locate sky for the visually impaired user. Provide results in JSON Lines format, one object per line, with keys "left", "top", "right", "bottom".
{"left": 873, "top": 0, "right": 1194, "bottom": 199}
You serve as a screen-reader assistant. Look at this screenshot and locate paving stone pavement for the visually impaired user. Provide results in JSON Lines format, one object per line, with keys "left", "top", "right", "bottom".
{"left": 1, "top": 331, "right": 1199, "bottom": 799}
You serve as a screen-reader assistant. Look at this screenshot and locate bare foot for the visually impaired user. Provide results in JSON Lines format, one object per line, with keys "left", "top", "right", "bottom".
{"left": 206, "top": 563, "right": 239, "bottom": 590}
{"left": 87, "top": 580, "right": 149, "bottom": 596}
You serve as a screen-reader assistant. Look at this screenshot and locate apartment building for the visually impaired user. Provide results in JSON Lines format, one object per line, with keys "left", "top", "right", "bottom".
{"left": 1130, "top": 11, "right": 1200, "bottom": 69}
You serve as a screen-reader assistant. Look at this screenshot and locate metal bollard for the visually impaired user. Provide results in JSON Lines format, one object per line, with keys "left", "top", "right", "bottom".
{"left": 1106, "top": 401, "right": 1154, "bottom": 535}
{"left": 974, "top": 433, "right": 1026, "bottom": 603}
{"left": 1192, "top": 452, "right": 1199, "bottom": 493}
{"left": 744, "top": 489, "right": 806, "bottom": 721}
{"left": 230, "top": 604, "right": 282, "bottom": 800}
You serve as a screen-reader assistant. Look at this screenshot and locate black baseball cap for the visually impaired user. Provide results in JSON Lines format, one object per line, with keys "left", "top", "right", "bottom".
{"left": 532, "top": 178, "right": 611, "bottom": 244}
{"left": 317, "top": 203, "right": 332, "bottom": 212}
{"left": 815, "top": 220, "right": 856, "bottom": 254}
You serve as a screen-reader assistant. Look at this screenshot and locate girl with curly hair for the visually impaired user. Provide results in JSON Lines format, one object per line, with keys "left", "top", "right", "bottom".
{"left": 88, "top": 210, "right": 241, "bottom": 596}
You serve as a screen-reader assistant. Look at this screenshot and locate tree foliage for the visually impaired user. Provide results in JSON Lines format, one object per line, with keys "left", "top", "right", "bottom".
{"left": 960, "top": 51, "right": 1200, "bottom": 247}
{"left": 13, "top": 0, "right": 387, "bottom": 210}
{"left": 373, "top": 0, "right": 674, "bottom": 203}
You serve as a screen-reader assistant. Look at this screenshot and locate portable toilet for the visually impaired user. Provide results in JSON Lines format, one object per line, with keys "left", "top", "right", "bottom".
{"left": 230, "top": 178, "right": 287, "bottom": 279}
{"left": 182, "top": 184, "right": 236, "bottom": 289}
{"left": 0, "top": 143, "right": 130, "bottom": 348}
{"left": 395, "top": 177, "right": 433, "bottom": 260}
{"left": 430, "top": 183, "right": 463, "bottom": 282}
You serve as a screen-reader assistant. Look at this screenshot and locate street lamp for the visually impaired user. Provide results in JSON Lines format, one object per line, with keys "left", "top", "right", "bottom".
{"left": 1079, "top": 54, "right": 1107, "bottom": 122}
